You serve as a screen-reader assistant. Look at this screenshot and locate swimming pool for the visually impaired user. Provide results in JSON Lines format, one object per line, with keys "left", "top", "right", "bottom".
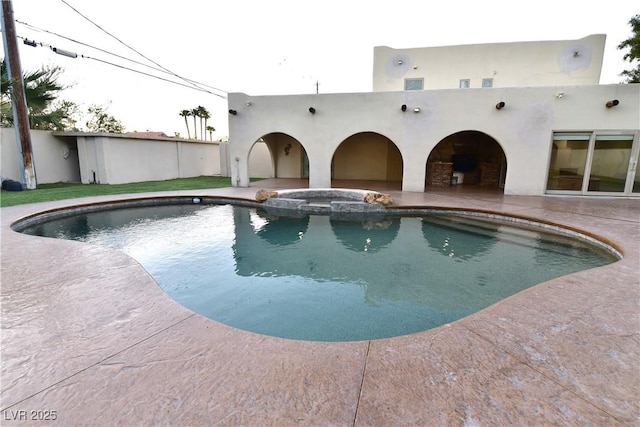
{"left": 16, "top": 200, "right": 618, "bottom": 341}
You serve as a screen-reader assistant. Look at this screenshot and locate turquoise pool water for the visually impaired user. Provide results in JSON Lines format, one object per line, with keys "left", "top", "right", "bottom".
{"left": 20, "top": 203, "right": 617, "bottom": 341}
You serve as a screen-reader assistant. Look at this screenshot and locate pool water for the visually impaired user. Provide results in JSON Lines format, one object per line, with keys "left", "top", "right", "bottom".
{"left": 21, "top": 203, "right": 617, "bottom": 342}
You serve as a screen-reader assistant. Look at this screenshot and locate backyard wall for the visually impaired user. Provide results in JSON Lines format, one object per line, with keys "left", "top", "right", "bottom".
{"left": 1, "top": 128, "right": 80, "bottom": 184}
{"left": 70, "top": 132, "right": 222, "bottom": 184}
{"left": 1, "top": 129, "right": 234, "bottom": 185}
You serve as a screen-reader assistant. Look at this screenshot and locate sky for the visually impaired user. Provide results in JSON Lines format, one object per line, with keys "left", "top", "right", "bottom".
{"left": 6, "top": 0, "right": 638, "bottom": 139}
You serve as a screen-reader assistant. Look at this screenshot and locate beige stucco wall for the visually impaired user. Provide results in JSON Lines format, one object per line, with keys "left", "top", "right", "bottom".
{"left": 227, "top": 83, "right": 639, "bottom": 196}
{"left": 68, "top": 133, "right": 221, "bottom": 184}
{"left": 1, "top": 128, "right": 80, "bottom": 184}
{"left": 373, "top": 35, "right": 606, "bottom": 91}
{"left": 248, "top": 141, "right": 274, "bottom": 178}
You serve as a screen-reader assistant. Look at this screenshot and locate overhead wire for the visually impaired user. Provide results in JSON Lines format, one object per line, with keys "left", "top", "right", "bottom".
{"left": 58, "top": 0, "right": 220, "bottom": 96}
{"left": 16, "top": 35, "right": 227, "bottom": 97}
{"left": 16, "top": 1, "right": 229, "bottom": 97}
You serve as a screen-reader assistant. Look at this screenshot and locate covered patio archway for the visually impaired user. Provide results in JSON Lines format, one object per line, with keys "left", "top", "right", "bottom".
{"left": 425, "top": 130, "right": 506, "bottom": 192}
{"left": 249, "top": 132, "right": 309, "bottom": 182}
{"left": 331, "top": 132, "right": 402, "bottom": 189}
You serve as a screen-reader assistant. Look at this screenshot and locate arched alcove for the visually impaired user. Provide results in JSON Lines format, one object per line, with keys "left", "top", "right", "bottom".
{"left": 249, "top": 133, "right": 309, "bottom": 181}
{"left": 426, "top": 130, "right": 506, "bottom": 191}
{"left": 331, "top": 132, "right": 402, "bottom": 187}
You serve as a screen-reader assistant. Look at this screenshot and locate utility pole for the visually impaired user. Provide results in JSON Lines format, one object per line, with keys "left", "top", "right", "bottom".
{"left": 1, "top": 0, "right": 36, "bottom": 189}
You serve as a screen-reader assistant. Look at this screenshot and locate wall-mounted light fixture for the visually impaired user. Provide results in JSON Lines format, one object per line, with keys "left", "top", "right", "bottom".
{"left": 401, "top": 104, "right": 407, "bottom": 112}
{"left": 555, "top": 92, "right": 565, "bottom": 98}
{"left": 246, "top": 101, "right": 253, "bottom": 107}
{"left": 413, "top": 107, "right": 421, "bottom": 113}
{"left": 308, "top": 107, "right": 316, "bottom": 114}
{"left": 606, "top": 99, "right": 619, "bottom": 108}
{"left": 397, "top": 59, "right": 403, "bottom": 65}
{"left": 284, "top": 143, "right": 292, "bottom": 156}
{"left": 495, "top": 101, "right": 506, "bottom": 110}
{"left": 228, "top": 109, "right": 237, "bottom": 115}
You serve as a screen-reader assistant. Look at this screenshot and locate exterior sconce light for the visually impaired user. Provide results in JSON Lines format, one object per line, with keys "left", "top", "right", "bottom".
{"left": 401, "top": 104, "right": 407, "bottom": 112}
{"left": 229, "top": 109, "right": 237, "bottom": 115}
{"left": 606, "top": 100, "right": 619, "bottom": 108}
{"left": 495, "top": 101, "right": 506, "bottom": 110}
{"left": 397, "top": 59, "right": 403, "bottom": 65}
{"left": 284, "top": 143, "right": 292, "bottom": 156}
{"left": 246, "top": 101, "right": 253, "bottom": 107}
{"left": 555, "top": 92, "right": 564, "bottom": 98}
{"left": 308, "top": 107, "right": 316, "bottom": 114}
{"left": 573, "top": 51, "right": 580, "bottom": 57}
{"left": 413, "top": 107, "right": 421, "bottom": 113}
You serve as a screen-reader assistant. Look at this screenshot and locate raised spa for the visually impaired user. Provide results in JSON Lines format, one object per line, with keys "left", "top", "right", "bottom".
{"left": 16, "top": 200, "right": 618, "bottom": 342}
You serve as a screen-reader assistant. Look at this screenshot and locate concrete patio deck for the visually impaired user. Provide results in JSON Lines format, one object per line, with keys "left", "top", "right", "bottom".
{"left": 1, "top": 179, "right": 638, "bottom": 426}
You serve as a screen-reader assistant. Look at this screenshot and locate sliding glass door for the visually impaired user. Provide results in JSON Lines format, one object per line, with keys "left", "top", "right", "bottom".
{"left": 547, "top": 132, "right": 639, "bottom": 196}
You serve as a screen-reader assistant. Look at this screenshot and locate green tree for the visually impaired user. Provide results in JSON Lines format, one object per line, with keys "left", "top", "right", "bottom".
{"left": 1, "top": 60, "right": 78, "bottom": 130}
{"left": 196, "top": 105, "right": 210, "bottom": 140}
{"left": 85, "top": 103, "right": 125, "bottom": 133}
{"left": 190, "top": 107, "right": 199, "bottom": 139}
{"left": 179, "top": 109, "right": 191, "bottom": 139}
{"left": 618, "top": 14, "right": 640, "bottom": 83}
{"left": 206, "top": 125, "right": 215, "bottom": 141}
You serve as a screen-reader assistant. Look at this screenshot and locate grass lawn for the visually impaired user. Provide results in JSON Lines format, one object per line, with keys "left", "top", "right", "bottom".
{"left": 0, "top": 176, "right": 255, "bottom": 208}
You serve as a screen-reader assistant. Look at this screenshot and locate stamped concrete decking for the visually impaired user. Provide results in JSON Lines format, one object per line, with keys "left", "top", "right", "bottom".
{"left": 1, "top": 179, "right": 638, "bottom": 426}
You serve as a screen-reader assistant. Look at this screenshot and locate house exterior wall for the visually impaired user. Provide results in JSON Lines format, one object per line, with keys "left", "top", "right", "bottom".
{"left": 248, "top": 141, "right": 273, "bottom": 178}
{"left": 227, "top": 83, "right": 640, "bottom": 195}
{"left": 373, "top": 35, "right": 606, "bottom": 91}
{"left": 1, "top": 128, "right": 80, "bottom": 183}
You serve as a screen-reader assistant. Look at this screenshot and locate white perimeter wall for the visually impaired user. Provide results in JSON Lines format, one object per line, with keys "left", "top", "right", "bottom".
{"left": 1, "top": 128, "right": 80, "bottom": 184}
{"left": 73, "top": 133, "right": 222, "bottom": 184}
{"left": 1, "top": 129, "right": 227, "bottom": 185}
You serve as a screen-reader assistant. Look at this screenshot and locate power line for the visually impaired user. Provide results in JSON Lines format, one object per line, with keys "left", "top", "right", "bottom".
{"left": 16, "top": 20, "right": 228, "bottom": 95}
{"left": 17, "top": 36, "right": 227, "bottom": 97}
{"left": 58, "top": 0, "right": 222, "bottom": 96}
{"left": 16, "top": 35, "right": 227, "bottom": 98}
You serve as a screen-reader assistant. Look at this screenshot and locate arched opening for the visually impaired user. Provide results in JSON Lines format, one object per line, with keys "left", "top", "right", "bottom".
{"left": 331, "top": 132, "right": 402, "bottom": 189}
{"left": 249, "top": 132, "right": 309, "bottom": 182}
{"left": 426, "top": 131, "right": 506, "bottom": 192}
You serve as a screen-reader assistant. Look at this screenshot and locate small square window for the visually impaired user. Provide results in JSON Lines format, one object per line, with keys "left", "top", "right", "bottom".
{"left": 404, "top": 78, "right": 424, "bottom": 90}
{"left": 459, "top": 79, "right": 470, "bottom": 89}
{"left": 482, "top": 78, "right": 493, "bottom": 88}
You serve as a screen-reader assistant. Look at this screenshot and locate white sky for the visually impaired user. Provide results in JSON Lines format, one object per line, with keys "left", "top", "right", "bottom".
{"left": 7, "top": 0, "right": 639, "bottom": 138}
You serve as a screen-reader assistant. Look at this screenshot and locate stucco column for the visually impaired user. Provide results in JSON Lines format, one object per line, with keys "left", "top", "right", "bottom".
{"left": 402, "top": 154, "right": 427, "bottom": 192}
{"left": 307, "top": 150, "right": 332, "bottom": 188}
{"left": 229, "top": 144, "right": 250, "bottom": 187}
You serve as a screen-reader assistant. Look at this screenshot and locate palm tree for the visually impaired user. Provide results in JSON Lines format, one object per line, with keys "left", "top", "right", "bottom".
{"left": 206, "top": 125, "right": 215, "bottom": 141}
{"left": 179, "top": 109, "right": 191, "bottom": 139}
{"left": 190, "top": 107, "right": 199, "bottom": 139}
{"left": 1, "top": 60, "right": 77, "bottom": 130}
{"left": 198, "top": 106, "right": 210, "bottom": 140}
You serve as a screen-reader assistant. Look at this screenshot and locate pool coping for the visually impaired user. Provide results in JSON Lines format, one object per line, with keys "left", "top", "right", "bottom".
{"left": 1, "top": 181, "right": 638, "bottom": 425}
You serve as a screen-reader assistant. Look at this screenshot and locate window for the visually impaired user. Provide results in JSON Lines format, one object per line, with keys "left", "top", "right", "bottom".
{"left": 404, "top": 78, "right": 423, "bottom": 90}
{"left": 459, "top": 79, "right": 470, "bottom": 89}
{"left": 482, "top": 78, "right": 493, "bottom": 88}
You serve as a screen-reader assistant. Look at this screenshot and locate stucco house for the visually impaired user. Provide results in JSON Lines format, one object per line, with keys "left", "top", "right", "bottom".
{"left": 227, "top": 34, "right": 640, "bottom": 197}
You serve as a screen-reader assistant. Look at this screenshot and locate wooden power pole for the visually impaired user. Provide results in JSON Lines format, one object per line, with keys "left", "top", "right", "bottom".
{"left": 1, "top": 0, "right": 36, "bottom": 189}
